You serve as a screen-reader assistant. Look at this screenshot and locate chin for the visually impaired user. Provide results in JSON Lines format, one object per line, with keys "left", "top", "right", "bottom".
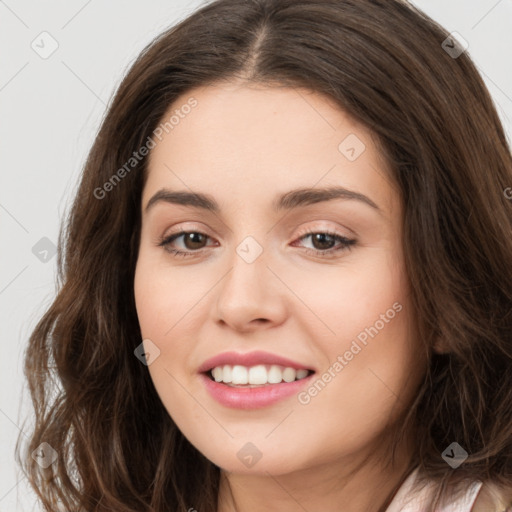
{"left": 190, "top": 436, "right": 318, "bottom": 476}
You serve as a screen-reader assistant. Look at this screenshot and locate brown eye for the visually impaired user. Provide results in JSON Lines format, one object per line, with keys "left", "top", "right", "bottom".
{"left": 181, "top": 232, "right": 208, "bottom": 250}
{"left": 293, "top": 229, "right": 356, "bottom": 258}
{"left": 309, "top": 233, "right": 337, "bottom": 251}
{"left": 158, "top": 230, "right": 214, "bottom": 257}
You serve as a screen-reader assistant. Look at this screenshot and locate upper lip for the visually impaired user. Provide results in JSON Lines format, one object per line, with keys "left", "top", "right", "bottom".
{"left": 198, "top": 350, "right": 316, "bottom": 374}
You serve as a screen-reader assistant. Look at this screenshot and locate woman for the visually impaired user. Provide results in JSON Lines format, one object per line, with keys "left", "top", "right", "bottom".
{"left": 16, "top": 0, "right": 512, "bottom": 510}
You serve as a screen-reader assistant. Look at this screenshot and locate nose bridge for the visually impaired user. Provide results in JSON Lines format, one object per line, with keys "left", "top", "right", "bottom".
{"left": 214, "top": 230, "right": 286, "bottom": 328}
{"left": 222, "top": 233, "right": 269, "bottom": 302}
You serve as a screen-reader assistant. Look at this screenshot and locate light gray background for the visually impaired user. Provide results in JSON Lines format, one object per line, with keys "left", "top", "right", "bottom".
{"left": 1, "top": 1, "right": 511, "bottom": 510}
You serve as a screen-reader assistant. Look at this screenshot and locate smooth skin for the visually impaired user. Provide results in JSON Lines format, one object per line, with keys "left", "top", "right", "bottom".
{"left": 134, "top": 81, "right": 427, "bottom": 512}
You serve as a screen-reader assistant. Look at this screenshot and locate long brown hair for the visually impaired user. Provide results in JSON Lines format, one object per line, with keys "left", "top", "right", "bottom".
{"left": 16, "top": 0, "right": 512, "bottom": 510}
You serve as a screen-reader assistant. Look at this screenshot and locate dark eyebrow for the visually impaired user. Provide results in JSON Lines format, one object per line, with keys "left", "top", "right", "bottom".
{"left": 273, "top": 186, "right": 380, "bottom": 212}
{"left": 144, "top": 186, "right": 380, "bottom": 214}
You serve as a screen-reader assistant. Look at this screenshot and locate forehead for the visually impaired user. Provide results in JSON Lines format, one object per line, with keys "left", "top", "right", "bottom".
{"left": 143, "top": 82, "right": 397, "bottom": 217}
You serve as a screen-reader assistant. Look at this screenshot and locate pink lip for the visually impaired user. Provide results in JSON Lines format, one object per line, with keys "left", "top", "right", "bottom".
{"left": 198, "top": 350, "right": 314, "bottom": 374}
{"left": 199, "top": 373, "right": 315, "bottom": 409}
{"left": 198, "top": 350, "right": 316, "bottom": 410}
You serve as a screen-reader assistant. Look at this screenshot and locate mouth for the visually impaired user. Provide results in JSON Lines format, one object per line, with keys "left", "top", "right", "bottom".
{"left": 198, "top": 350, "right": 316, "bottom": 409}
{"left": 198, "top": 353, "right": 317, "bottom": 409}
{"left": 204, "top": 364, "right": 315, "bottom": 387}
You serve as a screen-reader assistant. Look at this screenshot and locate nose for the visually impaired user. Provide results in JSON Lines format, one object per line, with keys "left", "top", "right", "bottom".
{"left": 214, "top": 243, "right": 288, "bottom": 332}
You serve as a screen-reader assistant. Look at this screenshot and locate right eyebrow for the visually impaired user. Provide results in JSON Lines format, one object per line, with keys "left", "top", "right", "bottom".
{"left": 144, "top": 189, "right": 219, "bottom": 214}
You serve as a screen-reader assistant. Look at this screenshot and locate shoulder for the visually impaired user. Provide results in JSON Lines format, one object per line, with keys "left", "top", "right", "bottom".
{"left": 471, "top": 482, "right": 512, "bottom": 512}
{"left": 386, "top": 467, "right": 484, "bottom": 512}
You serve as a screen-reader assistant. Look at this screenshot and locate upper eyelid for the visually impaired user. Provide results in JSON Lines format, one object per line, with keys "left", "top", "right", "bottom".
{"left": 162, "top": 224, "right": 351, "bottom": 236}
{"left": 160, "top": 218, "right": 356, "bottom": 237}
{"left": 162, "top": 226, "right": 355, "bottom": 246}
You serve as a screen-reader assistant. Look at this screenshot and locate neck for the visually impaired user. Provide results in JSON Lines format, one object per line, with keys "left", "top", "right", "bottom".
{"left": 217, "top": 432, "right": 416, "bottom": 512}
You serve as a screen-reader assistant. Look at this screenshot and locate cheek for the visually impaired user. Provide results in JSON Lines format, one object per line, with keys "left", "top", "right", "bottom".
{"left": 134, "top": 257, "right": 202, "bottom": 440}
{"left": 290, "top": 307, "right": 416, "bottom": 466}
{"left": 133, "top": 247, "right": 209, "bottom": 338}
{"left": 133, "top": 249, "right": 211, "bottom": 398}
{"left": 287, "top": 245, "right": 406, "bottom": 346}
{"left": 288, "top": 248, "right": 417, "bottom": 429}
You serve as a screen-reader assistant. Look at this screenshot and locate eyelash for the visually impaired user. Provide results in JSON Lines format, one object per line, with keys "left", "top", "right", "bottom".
{"left": 157, "top": 228, "right": 356, "bottom": 259}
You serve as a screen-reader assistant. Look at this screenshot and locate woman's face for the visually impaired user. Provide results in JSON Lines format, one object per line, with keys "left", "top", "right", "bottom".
{"left": 134, "top": 82, "right": 425, "bottom": 475}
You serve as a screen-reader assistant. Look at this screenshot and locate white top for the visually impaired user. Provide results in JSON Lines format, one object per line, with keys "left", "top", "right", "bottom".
{"left": 385, "top": 467, "right": 483, "bottom": 512}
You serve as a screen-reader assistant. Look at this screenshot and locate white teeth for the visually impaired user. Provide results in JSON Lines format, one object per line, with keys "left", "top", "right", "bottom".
{"left": 209, "top": 364, "right": 311, "bottom": 385}
{"left": 267, "top": 365, "right": 283, "bottom": 384}
{"left": 282, "top": 367, "right": 296, "bottom": 383}
{"left": 231, "top": 365, "right": 248, "bottom": 384}
{"left": 248, "top": 365, "right": 267, "bottom": 385}
{"left": 296, "top": 369, "right": 309, "bottom": 379}
{"left": 222, "top": 364, "right": 232, "bottom": 383}
{"left": 212, "top": 367, "right": 223, "bottom": 382}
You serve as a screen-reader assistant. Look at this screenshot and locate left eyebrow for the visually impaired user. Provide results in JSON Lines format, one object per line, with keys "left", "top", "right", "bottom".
{"left": 143, "top": 186, "right": 381, "bottom": 215}
{"left": 273, "top": 186, "right": 380, "bottom": 213}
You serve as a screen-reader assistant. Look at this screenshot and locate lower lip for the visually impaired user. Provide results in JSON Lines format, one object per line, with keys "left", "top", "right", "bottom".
{"left": 199, "top": 373, "right": 315, "bottom": 409}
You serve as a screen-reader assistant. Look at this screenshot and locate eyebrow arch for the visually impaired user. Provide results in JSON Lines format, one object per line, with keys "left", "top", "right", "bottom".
{"left": 144, "top": 186, "right": 381, "bottom": 214}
